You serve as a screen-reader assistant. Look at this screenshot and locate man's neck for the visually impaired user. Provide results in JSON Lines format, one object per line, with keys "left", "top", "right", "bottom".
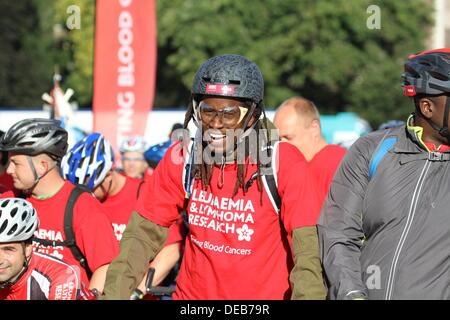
{"left": 305, "top": 137, "right": 328, "bottom": 162}
{"left": 108, "top": 171, "right": 127, "bottom": 197}
{"left": 31, "top": 174, "right": 66, "bottom": 198}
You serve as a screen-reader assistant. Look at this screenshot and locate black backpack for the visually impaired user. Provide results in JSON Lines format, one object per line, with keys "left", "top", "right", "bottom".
{"left": 33, "top": 184, "right": 93, "bottom": 278}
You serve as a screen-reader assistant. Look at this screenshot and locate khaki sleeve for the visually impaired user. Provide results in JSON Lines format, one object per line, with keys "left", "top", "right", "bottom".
{"left": 100, "top": 211, "right": 168, "bottom": 300}
{"left": 290, "top": 226, "right": 327, "bottom": 300}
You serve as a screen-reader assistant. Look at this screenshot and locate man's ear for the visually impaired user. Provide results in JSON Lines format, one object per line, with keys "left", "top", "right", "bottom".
{"left": 418, "top": 98, "right": 434, "bottom": 119}
{"left": 310, "top": 119, "right": 321, "bottom": 131}
{"left": 33, "top": 155, "right": 52, "bottom": 174}
{"left": 25, "top": 242, "right": 33, "bottom": 259}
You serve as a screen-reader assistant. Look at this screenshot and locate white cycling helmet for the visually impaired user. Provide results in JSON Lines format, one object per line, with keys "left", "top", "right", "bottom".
{"left": 0, "top": 198, "right": 39, "bottom": 242}
{"left": 119, "top": 136, "right": 148, "bottom": 154}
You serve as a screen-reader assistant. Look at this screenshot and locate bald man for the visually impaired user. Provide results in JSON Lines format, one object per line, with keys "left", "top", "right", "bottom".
{"left": 274, "top": 97, "right": 346, "bottom": 204}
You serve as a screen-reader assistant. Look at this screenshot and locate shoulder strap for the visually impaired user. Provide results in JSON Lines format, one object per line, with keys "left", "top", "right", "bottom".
{"left": 260, "top": 140, "right": 281, "bottom": 214}
{"left": 32, "top": 184, "right": 93, "bottom": 278}
{"left": 368, "top": 133, "right": 397, "bottom": 180}
{"left": 63, "top": 184, "right": 92, "bottom": 278}
{"left": 136, "top": 180, "right": 145, "bottom": 199}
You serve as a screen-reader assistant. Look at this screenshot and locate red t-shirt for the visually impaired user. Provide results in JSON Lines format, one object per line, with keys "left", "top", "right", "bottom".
{"left": 102, "top": 175, "right": 184, "bottom": 247}
{"left": 1, "top": 181, "right": 120, "bottom": 284}
{"left": 0, "top": 172, "right": 15, "bottom": 193}
{"left": 102, "top": 175, "right": 144, "bottom": 243}
{"left": 0, "top": 252, "right": 94, "bottom": 300}
{"left": 135, "top": 141, "right": 321, "bottom": 299}
{"left": 308, "top": 144, "right": 346, "bottom": 206}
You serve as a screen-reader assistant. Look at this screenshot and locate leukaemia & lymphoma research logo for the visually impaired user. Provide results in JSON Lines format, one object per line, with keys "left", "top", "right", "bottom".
{"left": 236, "top": 224, "right": 254, "bottom": 241}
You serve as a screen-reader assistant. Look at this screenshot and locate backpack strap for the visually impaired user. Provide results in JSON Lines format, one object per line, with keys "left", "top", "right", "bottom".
{"left": 33, "top": 184, "right": 93, "bottom": 278}
{"left": 260, "top": 140, "right": 281, "bottom": 214}
{"left": 63, "top": 184, "right": 93, "bottom": 278}
{"left": 136, "top": 180, "right": 145, "bottom": 199}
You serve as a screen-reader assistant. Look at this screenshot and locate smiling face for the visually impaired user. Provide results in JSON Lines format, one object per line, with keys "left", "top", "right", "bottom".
{"left": 0, "top": 242, "right": 32, "bottom": 284}
{"left": 199, "top": 97, "right": 254, "bottom": 155}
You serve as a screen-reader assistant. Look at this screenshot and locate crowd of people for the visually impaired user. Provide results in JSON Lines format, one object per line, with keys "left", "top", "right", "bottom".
{"left": 1, "top": 48, "right": 450, "bottom": 300}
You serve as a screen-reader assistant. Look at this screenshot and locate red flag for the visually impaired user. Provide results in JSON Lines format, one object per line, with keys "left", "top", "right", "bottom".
{"left": 93, "top": 0, "right": 157, "bottom": 155}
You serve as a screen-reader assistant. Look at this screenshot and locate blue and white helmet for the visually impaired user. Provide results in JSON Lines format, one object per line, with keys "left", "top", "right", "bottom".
{"left": 61, "top": 133, "right": 114, "bottom": 189}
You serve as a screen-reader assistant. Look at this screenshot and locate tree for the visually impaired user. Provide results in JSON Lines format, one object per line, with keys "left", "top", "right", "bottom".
{"left": 156, "top": 0, "right": 433, "bottom": 127}
{"left": 51, "top": 0, "right": 95, "bottom": 109}
{"left": 0, "top": 1, "right": 56, "bottom": 109}
{"left": 24, "top": 0, "right": 433, "bottom": 128}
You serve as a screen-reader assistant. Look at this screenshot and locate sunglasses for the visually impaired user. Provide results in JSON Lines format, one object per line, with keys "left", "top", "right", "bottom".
{"left": 197, "top": 102, "right": 248, "bottom": 126}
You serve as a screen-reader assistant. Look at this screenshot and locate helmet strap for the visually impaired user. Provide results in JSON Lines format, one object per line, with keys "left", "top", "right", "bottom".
{"left": 25, "top": 156, "right": 57, "bottom": 194}
{"left": 415, "top": 96, "right": 450, "bottom": 142}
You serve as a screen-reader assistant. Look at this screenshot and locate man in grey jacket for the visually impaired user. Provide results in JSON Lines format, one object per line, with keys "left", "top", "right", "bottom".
{"left": 318, "top": 48, "right": 450, "bottom": 300}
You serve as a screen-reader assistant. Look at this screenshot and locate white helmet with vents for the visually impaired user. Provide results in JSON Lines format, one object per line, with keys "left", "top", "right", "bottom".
{"left": 0, "top": 198, "right": 39, "bottom": 242}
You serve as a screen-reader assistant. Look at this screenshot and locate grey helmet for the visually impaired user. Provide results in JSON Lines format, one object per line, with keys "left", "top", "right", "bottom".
{"left": 191, "top": 54, "right": 264, "bottom": 105}
{"left": 0, "top": 118, "right": 68, "bottom": 158}
{"left": 402, "top": 49, "right": 450, "bottom": 97}
{"left": 402, "top": 49, "right": 450, "bottom": 140}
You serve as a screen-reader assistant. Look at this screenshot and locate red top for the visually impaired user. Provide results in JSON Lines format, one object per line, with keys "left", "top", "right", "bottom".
{"left": 0, "top": 173, "right": 15, "bottom": 194}
{"left": 1, "top": 181, "right": 120, "bottom": 284}
{"left": 102, "top": 175, "right": 144, "bottom": 243}
{"left": 424, "top": 142, "right": 450, "bottom": 152}
{"left": 135, "top": 141, "right": 321, "bottom": 299}
{"left": 102, "top": 175, "right": 184, "bottom": 247}
{"left": 0, "top": 252, "right": 95, "bottom": 300}
{"left": 308, "top": 144, "right": 346, "bottom": 206}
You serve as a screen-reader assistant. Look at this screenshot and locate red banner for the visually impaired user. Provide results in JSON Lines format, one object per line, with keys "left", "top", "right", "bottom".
{"left": 93, "top": 0, "right": 157, "bottom": 155}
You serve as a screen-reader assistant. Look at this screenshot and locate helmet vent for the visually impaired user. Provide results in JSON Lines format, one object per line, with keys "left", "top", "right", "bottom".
{"left": 10, "top": 207, "right": 18, "bottom": 218}
{"left": 429, "top": 71, "right": 449, "bottom": 81}
{"left": 0, "top": 220, "right": 7, "bottom": 234}
{"left": 24, "top": 225, "right": 34, "bottom": 234}
{"left": 228, "top": 80, "right": 240, "bottom": 85}
{"left": 418, "top": 60, "right": 433, "bottom": 67}
{"left": 7, "top": 224, "right": 17, "bottom": 236}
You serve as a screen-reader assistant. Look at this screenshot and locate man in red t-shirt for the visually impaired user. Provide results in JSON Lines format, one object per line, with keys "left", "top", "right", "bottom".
{"left": 101, "top": 54, "right": 326, "bottom": 300}
{"left": 0, "top": 118, "right": 119, "bottom": 294}
{"left": 61, "top": 133, "right": 184, "bottom": 296}
{"left": 274, "top": 97, "right": 346, "bottom": 205}
{"left": 0, "top": 198, "right": 94, "bottom": 300}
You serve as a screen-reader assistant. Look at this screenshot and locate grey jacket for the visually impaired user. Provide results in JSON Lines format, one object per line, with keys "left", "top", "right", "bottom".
{"left": 318, "top": 115, "right": 450, "bottom": 300}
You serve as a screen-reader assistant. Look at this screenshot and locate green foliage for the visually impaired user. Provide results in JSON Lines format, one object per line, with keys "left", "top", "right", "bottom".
{"left": 156, "top": 0, "right": 433, "bottom": 127}
{"left": 0, "top": 1, "right": 55, "bottom": 109}
{"left": 0, "top": 0, "right": 434, "bottom": 128}
{"left": 52, "top": 0, "right": 95, "bottom": 108}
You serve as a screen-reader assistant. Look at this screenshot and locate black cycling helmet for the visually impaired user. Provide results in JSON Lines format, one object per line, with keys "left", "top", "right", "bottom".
{"left": 402, "top": 48, "right": 450, "bottom": 97}
{"left": 402, "top": 48, "right": 450, "bottom": 140}
{"left": 191, "top": 54, "right": 264, "bottom": 105}
{"left": 0, "top": 118, "right": 68, "bottom": 159}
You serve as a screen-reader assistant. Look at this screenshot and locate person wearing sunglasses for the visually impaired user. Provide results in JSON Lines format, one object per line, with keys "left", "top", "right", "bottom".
{"left": 101, "top": 54, "right": 326, "bottom": 300}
